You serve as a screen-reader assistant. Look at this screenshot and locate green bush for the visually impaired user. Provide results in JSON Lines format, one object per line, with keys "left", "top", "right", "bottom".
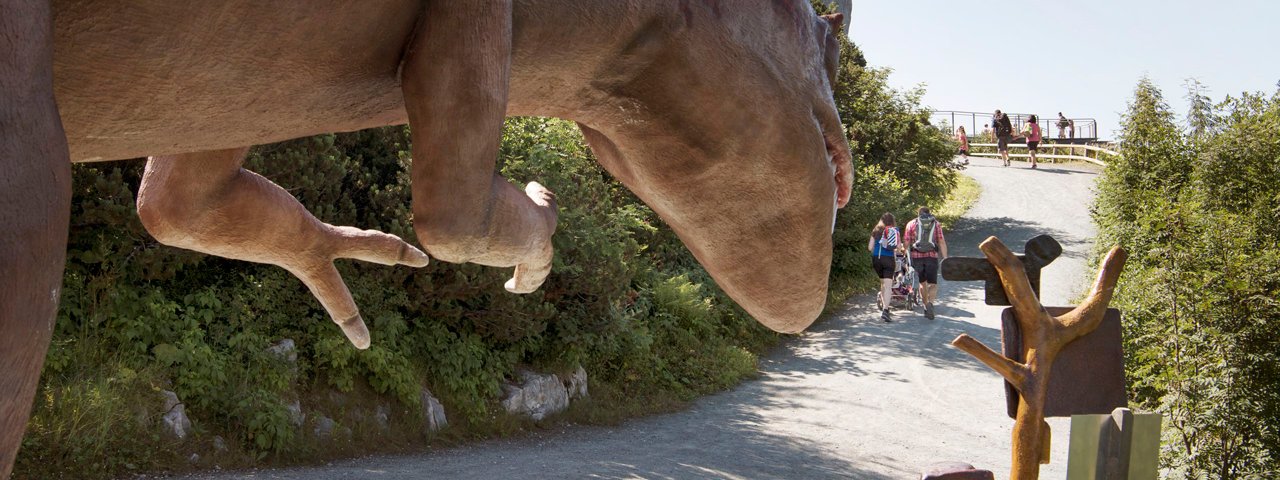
{"left": 819, "top": 4, "right": 961, "bottom": 301}
{"left": 1092, "top": 78, "right": 1280, "bottom": 478}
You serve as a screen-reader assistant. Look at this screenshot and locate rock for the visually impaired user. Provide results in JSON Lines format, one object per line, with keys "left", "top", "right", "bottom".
{"left": 159, "top": 390, "right": 192, "bottom": 440}
{"left": 326, "top": 390, "right": 348, "bottom": 408}
{"left": 563, "top": 365, "right": 588, "bottom": 400}
{"left": 285, "top": 399, "right": 305, "bottom": 427}
{"left": 188, "top": 453, "right": 201, "bottom": 464}
{"left": 500, "top": 370, "right": 569, "bottom": 421}
{"left": 313, "top": 415, "right": 337, "bottom": 438}
{"left": 374, "top": 403, "right": 391, "bottom": 431}
{"left": 212, "top": 436, "right": 228, "bottom": 453}
{"left": 920, "top": 461, "right": 995, "bottom": 480}
{"left": 265, "top": 338, "right": 297, "bottom": 363}
{"left": 419, "top": 387, "right": 448, "bottom": 432}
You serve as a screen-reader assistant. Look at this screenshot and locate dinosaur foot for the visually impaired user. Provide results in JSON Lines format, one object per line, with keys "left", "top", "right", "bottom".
{"left": 504, "top": 182, "right": 557, "bottom": 294}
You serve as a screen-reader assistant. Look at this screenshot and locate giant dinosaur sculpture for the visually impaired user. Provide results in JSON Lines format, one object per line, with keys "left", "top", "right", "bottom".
{"left": 0, "top": 0, "right": 853, "bottom": 475}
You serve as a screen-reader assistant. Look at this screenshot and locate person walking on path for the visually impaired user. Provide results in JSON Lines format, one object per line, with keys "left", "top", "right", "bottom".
{"left": 901, "top": 207, "right": 947, "bottom": 320}
{"left": 868, "top": 212, "right": 900, "bottom": 322}
{"left": 994, "top": 110, "right": 1014, "bottom": 166}
{"left": 956, "top": 126, "right": 970, "bottom": 165}
{"left": 1024, "top": 114, "right": 1042, "bottom": 169}
{"left": 1056, "top": 112, "right": 1069, "bottom": 139}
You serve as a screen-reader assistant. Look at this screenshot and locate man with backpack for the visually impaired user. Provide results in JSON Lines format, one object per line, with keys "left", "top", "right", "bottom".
{"left": 902, "top": 207, "right": 948, "bottom": 319}
{"left": 994, "top": 109, "right": 1014, "bottom": 166}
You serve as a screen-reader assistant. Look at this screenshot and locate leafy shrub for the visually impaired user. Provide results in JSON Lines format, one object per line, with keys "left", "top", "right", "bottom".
{"left": 1093, "top": 78, "right": 1280, "bottom": 478}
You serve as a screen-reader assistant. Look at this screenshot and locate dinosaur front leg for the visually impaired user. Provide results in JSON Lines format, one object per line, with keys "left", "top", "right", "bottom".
{"left": 0, "top": 0, "right": 72, "bottom": 476}
{"left": 401, "top": 0, "right": 557, "bottom": 294}
{"left": 136, "top": 148, "right": 429, "bottom": 349}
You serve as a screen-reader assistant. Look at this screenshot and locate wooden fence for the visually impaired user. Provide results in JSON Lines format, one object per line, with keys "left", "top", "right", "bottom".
{"left": 968, "top": 143, "right": 1120, "bottom": 166}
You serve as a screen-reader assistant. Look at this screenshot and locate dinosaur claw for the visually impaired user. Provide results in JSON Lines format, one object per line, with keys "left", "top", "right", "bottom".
{"left": 399, "top": 243, "right": 431, "bottom": 268}
{"left": 338, "top": 313, "right": 371, "bottom": 350}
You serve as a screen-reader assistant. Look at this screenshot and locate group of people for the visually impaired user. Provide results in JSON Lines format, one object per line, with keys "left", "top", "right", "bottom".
{"left": 1056, "top": 112, "right": 1076, "bottom": 139}
{"left": 959, "top": 110, "right": 1047, "bottom": 169}
{"left": 867, "top": 208, "right": 947, "bottom": 322}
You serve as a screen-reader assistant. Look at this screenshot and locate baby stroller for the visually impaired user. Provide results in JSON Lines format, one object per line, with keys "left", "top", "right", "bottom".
{"left": 877, "top": 252, "right": 921, "bottom": 312}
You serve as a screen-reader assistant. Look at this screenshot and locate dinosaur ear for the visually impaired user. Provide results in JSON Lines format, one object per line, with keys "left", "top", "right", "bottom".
{"left": 820, "top": 13, "right": 844, "bottom": 35}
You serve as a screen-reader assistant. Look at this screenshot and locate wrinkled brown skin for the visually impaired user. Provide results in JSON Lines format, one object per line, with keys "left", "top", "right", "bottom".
{"left": 1, "top": 1, "right": 852, "bottom": 475}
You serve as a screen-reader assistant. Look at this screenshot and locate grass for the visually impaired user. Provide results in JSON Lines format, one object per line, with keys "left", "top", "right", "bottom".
{"left": 935, "top": 173, "right": 981, "bottom": 226}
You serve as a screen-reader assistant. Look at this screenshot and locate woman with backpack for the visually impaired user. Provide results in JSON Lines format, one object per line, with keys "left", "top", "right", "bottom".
{"left": 1024, "top": 114, "right": 1042, "bottom": 169}
{"left": 868, "top": 212, "right": 899, "bottom": 322}
{"left": 902, "top": 207, "right": 948, "bottom": 319}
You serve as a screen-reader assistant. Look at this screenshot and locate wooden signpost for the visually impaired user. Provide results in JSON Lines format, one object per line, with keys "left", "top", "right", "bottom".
{"left": 939, "top": 235, "right": 1142, "bottom": 480}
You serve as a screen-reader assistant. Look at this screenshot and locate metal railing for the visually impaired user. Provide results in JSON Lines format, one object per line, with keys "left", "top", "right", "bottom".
{"left": 932, "top": 110, "right": 1099, "bottom": 141}
{"left": 967, "top": 142, "right": 1120, "bottom": 166}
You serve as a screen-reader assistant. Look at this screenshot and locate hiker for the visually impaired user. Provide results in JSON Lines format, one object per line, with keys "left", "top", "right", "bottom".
{"left": 1024, "top": 114, "right": 1042, "bottom": 169}
{"left": 868, "top": 212, "right": 899, "bottom": 323}
{"left": 1056, "top": 112, "right": 1069, "bottom": 139}
{"left": 956, "top": 126, "right": 970, "bottom": 165}
{"left": 902, "top": 207, "right": 947, "bottom": 319}
{"left": 994, "top": 110, "right": 1014, "bottom": 166}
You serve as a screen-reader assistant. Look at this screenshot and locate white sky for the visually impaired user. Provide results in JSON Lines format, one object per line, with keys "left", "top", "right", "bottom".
{"left": 848, "top": 0, "right": 1279, "bottom": 139}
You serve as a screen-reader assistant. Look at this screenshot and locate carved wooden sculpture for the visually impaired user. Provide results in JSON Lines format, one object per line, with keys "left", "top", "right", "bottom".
{"left": 950, "top": 237, "right": 1128, "bottom": 480}
{"left": 2, "top": 1, "right": 853, "bottom": 475}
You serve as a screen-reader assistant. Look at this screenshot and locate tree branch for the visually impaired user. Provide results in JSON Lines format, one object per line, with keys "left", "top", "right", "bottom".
{"left": 1056, "top": 246, "right": 1128, "bottom": 343}
{"left": 952, "top": 334, "right": 1028, "bottom": 388}
{"left": 979, "top": 237, "right": 1046, "bottom": 328}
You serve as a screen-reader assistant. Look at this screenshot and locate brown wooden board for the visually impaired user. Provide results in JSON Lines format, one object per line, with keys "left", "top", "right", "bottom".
{"left": 1002, "top": 307, "right": 1128, "bottom": 419}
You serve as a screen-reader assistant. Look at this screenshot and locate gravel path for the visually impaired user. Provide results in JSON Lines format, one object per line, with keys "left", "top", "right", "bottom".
{"left": 180, "top": 157, "right": 1101, "bottom": 479}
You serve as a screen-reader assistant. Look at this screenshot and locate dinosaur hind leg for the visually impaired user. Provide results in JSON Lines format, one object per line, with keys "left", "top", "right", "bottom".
{"left": 136, "top": 147, "right": 429, "bottom": 349}
{"left": 0, "top": 0, "right": 72, "bottom": 475}
{"left": 401, "top": 0, "right": 558, "bottom": 294}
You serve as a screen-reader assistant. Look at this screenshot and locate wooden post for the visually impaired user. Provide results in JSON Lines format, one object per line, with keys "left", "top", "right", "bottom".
{"left": 1067, "top": 408, "right": 1162, "bottom": 480}
{"left": 951, "top": 238, "right": 1128, "bottom": 480}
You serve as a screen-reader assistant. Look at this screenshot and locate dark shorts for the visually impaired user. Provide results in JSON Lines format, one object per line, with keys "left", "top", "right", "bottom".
{"left": 912, "top": 256, "right": 940, "bottom": 284}
{"left": 958, "top": 148, "right": 969, "bottom": 155}
{"left": 873, "top": 256, "right": 896, "bottom": 279}
{"left": 997, "top": 135, "right": 1010, "bottom": 151}
{"left": 1028, "top": 141, "right": 1040, "bottom": 151}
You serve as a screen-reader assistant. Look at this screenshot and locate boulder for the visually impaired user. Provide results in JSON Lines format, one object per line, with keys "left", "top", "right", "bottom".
{"left": 313, "top": 415, "right": 337, "bottom": 438}
{"left": 374, "top": 403, "right": 391, "bottom": 431}
{"left": 500, "top": 370, "right": 569, "bottom": 421}
{"left": 159, "top": 390, "right": 192, "bottom": 440}
{"left": 265, "top": 338, "right": 297, "bottom": 363}
{"left": 212, "top": 436, "right": 228, "bottom": 453}
{"left": 285, "top": 399, "right": 305, "bottom": 427}
{"left": 563, "top": 365, "right": 588, "bottom": 400}
{"left": 420, "top": 387, "right": 448, "bottom": 432}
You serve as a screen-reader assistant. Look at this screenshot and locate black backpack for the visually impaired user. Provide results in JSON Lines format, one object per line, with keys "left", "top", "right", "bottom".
{"left": 912, "top": 215, "right": 938, "bottom": 253}
{"left": 997, "top": 117, "right": 1013, "bottom": 136}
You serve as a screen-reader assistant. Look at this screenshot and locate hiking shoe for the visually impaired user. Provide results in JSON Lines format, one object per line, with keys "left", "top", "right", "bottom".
{"left": 924, "top": 303, "right": 935, "bottom": 320}
{"left": 881, "top": 309, "right": 892, "bottom": 323}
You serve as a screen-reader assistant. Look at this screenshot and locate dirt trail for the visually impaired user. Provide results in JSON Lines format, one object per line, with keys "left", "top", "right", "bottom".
{"left": 181, "top": 157, "right": 1101, "bottom": 479}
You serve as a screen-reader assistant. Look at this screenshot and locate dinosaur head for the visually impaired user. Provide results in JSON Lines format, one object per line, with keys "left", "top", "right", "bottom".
{"left": 577, "top": 3, "right": 852, "bottom": 333}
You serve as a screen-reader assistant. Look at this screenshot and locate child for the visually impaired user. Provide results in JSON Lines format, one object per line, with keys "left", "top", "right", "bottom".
{"left": 956, "top": 126, "right": 970, "bottom": 165}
